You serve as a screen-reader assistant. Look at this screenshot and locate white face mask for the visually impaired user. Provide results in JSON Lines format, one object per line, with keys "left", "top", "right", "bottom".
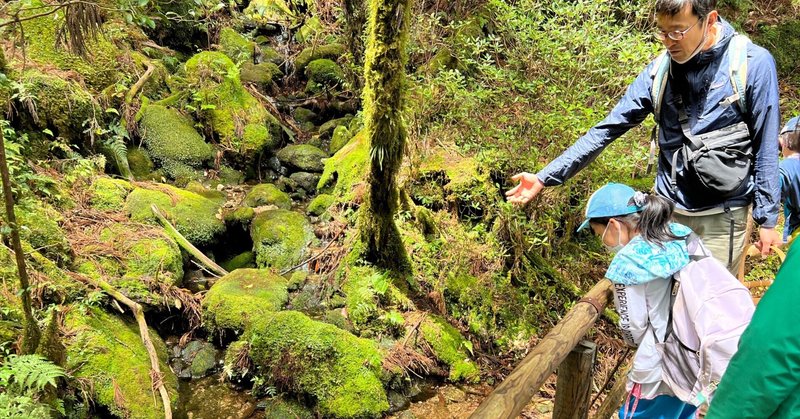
{"left": 601, "top": 223, "right": 625, "bottom": 254}
{"left": 670, "top": 17, "right": 709, "bottom": 64}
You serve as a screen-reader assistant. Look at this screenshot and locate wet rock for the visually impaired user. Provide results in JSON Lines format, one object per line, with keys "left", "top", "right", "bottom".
{"left": 276, "top": 144, "right": 328, "bottom": 173}
{"left": 289, "top": 171, "right": 321, "bottom": 193}
{"left": 179, "top": 376, "right": 257, "bottom": 419}
{"left": 440, "top": 386, "right": 467, "bottom": 402}
{"left": 266, "top": 155, "right": 284, "bottom": 173}
{"left": 182, "top": 340, "right": 219, "bottom": 379}
{"left": 387, "top": 390, "right": 411, "bottom": 413}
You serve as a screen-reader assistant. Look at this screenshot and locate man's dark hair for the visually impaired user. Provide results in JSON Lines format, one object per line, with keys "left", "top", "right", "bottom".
{"left": 655, "top": 0, "right": 717, "bottom": 17}
{"left": 782, "top": 130, "right": 800, "bottom": 153}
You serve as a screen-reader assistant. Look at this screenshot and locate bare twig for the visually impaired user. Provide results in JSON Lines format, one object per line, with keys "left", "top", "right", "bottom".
{"left": 150, "top": 204, "right": 229, "bottom": 277}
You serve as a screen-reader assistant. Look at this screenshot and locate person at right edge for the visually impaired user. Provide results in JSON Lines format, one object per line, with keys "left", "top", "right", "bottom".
{"left": 505, "top": 0, "right": 781, "bottom": 273}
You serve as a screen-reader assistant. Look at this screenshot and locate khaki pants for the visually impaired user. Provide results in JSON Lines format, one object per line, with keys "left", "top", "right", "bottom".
{"left": 673, "top": 206, "right": 749, "bottom": 275}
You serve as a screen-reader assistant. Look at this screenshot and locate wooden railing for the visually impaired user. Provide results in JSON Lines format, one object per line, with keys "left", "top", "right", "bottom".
{"left": 470, "top": 279, "right": 614, "bottom": 419}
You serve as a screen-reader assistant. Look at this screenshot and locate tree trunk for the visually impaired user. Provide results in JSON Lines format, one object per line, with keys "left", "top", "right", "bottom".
{"left": 0, "top": 123, "right": 40, "bottom": 354}
{"left": 358, "top": 0, "right": 412, "bottom": 273}
{"left": 344, "top": 0, "right": 366, "bottom": 67}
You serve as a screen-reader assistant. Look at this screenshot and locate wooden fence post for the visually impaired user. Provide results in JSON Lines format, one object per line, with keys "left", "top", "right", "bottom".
{"left": 553, "top": 340, "right": 596, "bottom": 419}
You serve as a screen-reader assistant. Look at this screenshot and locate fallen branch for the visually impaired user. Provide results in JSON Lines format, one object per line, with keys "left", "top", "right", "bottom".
{"left": 126, "top": 61, "right": 156, "bottom": 105}
{"left": 150, "top": 204, "right": 228, "bottom": 277}
{"left": 83, "top": 276, "right": 172, "bottom": 419}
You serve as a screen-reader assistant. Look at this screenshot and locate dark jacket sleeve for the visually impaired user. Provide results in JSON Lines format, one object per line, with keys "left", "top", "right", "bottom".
{"left": 535, "top": 63, "right": 655, "bottom": 186}
{"left": 746, "top": 45, "right": 781, "bottom": 228}
{"left": 705, "top": 242, "right": 800, "bottom": 417}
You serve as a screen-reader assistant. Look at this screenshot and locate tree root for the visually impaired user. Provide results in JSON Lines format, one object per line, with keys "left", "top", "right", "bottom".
{"left": 150, "top": 204, "right": 229, "bottom": 277}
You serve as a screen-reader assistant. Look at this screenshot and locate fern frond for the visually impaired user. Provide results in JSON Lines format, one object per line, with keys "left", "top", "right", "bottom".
{"left": 0, "top": 354, "right": 66, "bottom": 393}
{"left": 100, "top": 136, "right": 133, "bottom": 180}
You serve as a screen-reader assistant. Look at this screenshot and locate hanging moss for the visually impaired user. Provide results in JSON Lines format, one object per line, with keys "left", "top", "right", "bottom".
{"left": 250, "top": 209, "right": 313, "bottom": 270}
{"left": 125, "top": 184, "right": 225, "bottom": 246}
{"left": 138, "top": 105, "right": 212, "bottom": 176}
{"left": 244, "top": 183, "right": 292, "bottom": 209}
{"left": 64, "top": 306, "right": 179, "bottom": 419}
{"left": 246, "top": 310, "right": 389, "bottom": 418}
{"left": 203, "top": 269, "right": 289, "bottom": 333}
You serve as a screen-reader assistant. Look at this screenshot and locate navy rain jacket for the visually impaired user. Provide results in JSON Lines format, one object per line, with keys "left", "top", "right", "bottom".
{"left": 536, "top": 19, "right": 780, "bottom": 228}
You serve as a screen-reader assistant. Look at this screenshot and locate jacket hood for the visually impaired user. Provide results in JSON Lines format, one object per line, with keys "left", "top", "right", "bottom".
{"left": 674, "top": 17, "right": 736, "bottom": 67}
{"left": 605, "top": 223, "right": 693, "bottom": 285}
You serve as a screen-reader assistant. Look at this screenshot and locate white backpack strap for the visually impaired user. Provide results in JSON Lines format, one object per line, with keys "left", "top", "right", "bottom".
{"left": 727, "top": 34, "right": 749, "bottom": 114}
{"left": 650, "top": 51, "right": 671, "bottom": 123}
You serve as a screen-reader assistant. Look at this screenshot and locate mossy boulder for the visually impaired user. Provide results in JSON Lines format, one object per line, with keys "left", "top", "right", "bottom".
{"left": 246, "top": 310, "right": 389, "bottom": 418}
{"left": 16, "top": 70, "right": 98, "bottom": 143}
{"left": 419, "top": 314, "right": 479, "bottom": 382}
{"left": 317, "top": 130, "right": 369, "bottom": 201}
{"left": 295, "top": 44, "right": 346, "bottom": 74}
{"left": 329, "top": 125, "right": 352, "bottom": 154}
{"left": 64, "top": 306, "right": 179, "bottom": 419}
{"left": 125, "top": 184, "right": 225, "bottom": 246}
{"left": 276, "top": 144, "right": 327, "bottom": 172}
{"left": 240, "top": 62, "right": 283, "bottom": 84}
{"left": 224, "top": 206, "right": 256, "bottom": 226}
{"left": 127, "top": 147, "right": 155, "bottom": 179}
{"left": 220, "top": 251, "right": 256, "bottom": 271}
{"left": 219, "top": 27, "right": 256, "bottom": 64}
{"left": 250, "top": 209, "right": 313, "bottom": 270}
{"left": 289, "top": 172, "right": 320, "bottom": 193}
{"left": 307, "top": 193, "right": 334, "bottom": 216}
{"left": 262, "top": 398, "right": 315, "bottom": 419}
{"left": 184, "top": 51, "right": 282, "bottom": 156}
{"left": 244, "top": 183, "right": 292, "bottom": 209}
{"left": 203, "top": 269, "right": 289, "bottom": 333}
{"left": 259, "top": 44, "right": 283, "bottom": 65}
{"left": 304, "top": 58, "right": 344, "bottom": 87}
{"left": 15, "top": 199, "right": 70, "bottom": 264}
{"left": 89, "top": 177, "right": 134, "bottom": 211}
{"left": 139, "top": 105, "right": 212, "bottom": 178}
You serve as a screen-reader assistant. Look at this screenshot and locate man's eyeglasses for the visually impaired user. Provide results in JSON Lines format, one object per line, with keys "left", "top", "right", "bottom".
{"left": 653, "top": 17, "right": 704, "bottom": 41}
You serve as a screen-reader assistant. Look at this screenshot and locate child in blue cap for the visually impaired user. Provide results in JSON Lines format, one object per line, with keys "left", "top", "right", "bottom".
{"left": 779, "top": 116, "right": 800, "bottom": 243}
{"left": 579, "top": 183, "right": 697, "bottom": 419}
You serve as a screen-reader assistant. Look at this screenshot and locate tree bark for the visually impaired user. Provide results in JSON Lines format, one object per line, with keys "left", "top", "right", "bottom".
{"left": 0, "top": 123, "right": 40, "bottom": 354}
{"left": 358, "top": 0, "right": 412, "bottom": 273}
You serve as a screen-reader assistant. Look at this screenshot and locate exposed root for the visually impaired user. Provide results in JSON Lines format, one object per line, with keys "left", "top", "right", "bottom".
{"left": 383, "top": 341, "right": 438, "bottom": 379}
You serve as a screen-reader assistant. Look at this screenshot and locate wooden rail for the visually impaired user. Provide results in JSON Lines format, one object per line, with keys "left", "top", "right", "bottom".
{"left": 470, "top": 279, "right": 614, "bottom": 419}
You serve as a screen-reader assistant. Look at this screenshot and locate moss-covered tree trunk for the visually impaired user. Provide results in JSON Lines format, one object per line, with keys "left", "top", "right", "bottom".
{"left": 358, "top": 0, "right": 411, "bottom": 273}
{"left": 344, "top": 0, "right": 367, "bottom": 67}
{"left": 0, "top": 124, "right": 40, "bottom": 354}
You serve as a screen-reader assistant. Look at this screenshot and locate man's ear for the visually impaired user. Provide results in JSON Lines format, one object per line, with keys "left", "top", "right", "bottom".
{"left": 707, "top": 10, "right": 719, "bottom": 25}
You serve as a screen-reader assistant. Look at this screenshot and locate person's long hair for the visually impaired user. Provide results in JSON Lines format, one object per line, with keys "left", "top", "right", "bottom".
{"left": 592, "top": 194, "right": 682, "bottom": 245}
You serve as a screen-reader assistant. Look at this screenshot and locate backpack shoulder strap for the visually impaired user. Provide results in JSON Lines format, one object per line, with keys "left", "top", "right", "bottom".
{"left": 651, "top": 51, "right": 671, "bottom": 122}
{"left": 728, "top": 34, "right": 750, "bottom": 114}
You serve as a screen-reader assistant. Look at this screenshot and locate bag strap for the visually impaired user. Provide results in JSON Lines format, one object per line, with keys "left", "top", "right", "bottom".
{"left": 727, "top": 34, "right": 749, "bottom": 114}
{"left": 650, "top": 51, "right": 671, "bottom": 123}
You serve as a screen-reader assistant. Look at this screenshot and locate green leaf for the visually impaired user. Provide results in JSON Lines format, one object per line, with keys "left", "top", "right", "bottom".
{"left": 146, "top": 17, "right": 156, "bottom": 29}
{"left": 125, "top": 12, "right": 133, "bottom": 24}
{"left": 42, "top": 128, "right": 53, "bottom": 137}
{"left": 138, "top": 0, "right": 149, "bottom": 6}
{"left": 104, "top": 108, "right": 119, "bottom": 115}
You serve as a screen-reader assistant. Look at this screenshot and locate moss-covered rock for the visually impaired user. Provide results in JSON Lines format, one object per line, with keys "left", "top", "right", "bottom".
{"left": 224, "top": 206, "right": 256, "bottom": 227}
{"left": 219, "top": 27, "right": 256, "bottom": 64}
{"left": 295, "top": 43, "right": 346, "bottom": 74}
{"left": 15, "top": 199, "right": 70, "bottom": 264}
{"left": 64, "top": 306, "right": 179, "bottom": 419}
{"left": 304, "top": 59, "right": 344, "bottom": 87}
{"left": 220, "top": 251, "right": 256, "bottom": 271}
{"left": 185, "top": 181, "right": 226, "bottom": 204}
{"left": 244, "top": 183, "right": 292, "bottom": 209}
{"left": 240, "top": 62, "right": 283, "bottom": 84}
{"left": 276, "top": 144, "right": 327, "bottom": 172}
{"left": 246, "top": 310, "right": 389, "bottom": 418}
{"left": 259, "top": 44, "right": 283, "bottom": 66}
{"left": 184, "top": 51, "right": 282, "bottom": 156}
{"left": 139, "top": 105, "right": 211, "bottom": 178}
{"left": 261, "top": 397, "right": 315, "bottom": 419}
{"left": 329, "top": 125, "right": 352, "bottom": 154}
{"left": 419, "top": 314, "right": 479, "bottom": 382}
{"left": 307, "top": 193, "right": 335, "bottom": 216}
{"left": 125, "top": 184, "right": 225, "bottom": 246}
{"left": 289, "top": 172, "right": 320, "bottom": 193}
{"left": 318, "top": 116, "right": 354, "bottom": 138}
{"left": 250, "top": 209, "right": 313, "bottom": 270}
{"left": 203, "top": 269, "right": 289, "bottom": 333}
{"left": 89, "top": 177, "right": 134, "bottom": 211}
{"left": 127, "top": 147, "right": 155, "bottom": 179}
{"left": 317, "top": 130, "right": 369, "bottom": 201}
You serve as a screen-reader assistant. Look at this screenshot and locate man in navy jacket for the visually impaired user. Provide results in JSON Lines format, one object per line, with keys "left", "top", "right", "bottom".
{"left": 506, "top": 0, "right": 781, "bottom": 272}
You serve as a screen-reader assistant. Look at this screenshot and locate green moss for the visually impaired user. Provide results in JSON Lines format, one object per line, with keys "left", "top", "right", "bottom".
{"left": 246, "top": 310, "right": 389, "bottom": 418}
{"left": 139, "top": 105, "right": 211, "bottom": 174}
{"left": 276, "top": 144, "right": 328, "bottom": 172}
{"left": 240, "top": 62, "right": 283, "bottom": 84}
{"left": 244, "top": 0, "right": 298, "bottom": 26}
{"left": 15, "top": 199, "right": 70, "bottom": 263}
{"left": 21, "top": 2, "right": 123, "bottom": 89}
{"left": 262, "top": 397, "right": 314, "bottom": 419}
{"left": 219, "top": 27, "right": 256, "bottom": 64}
{"left": 220, "top": 251, "right": 256, "bottom": 271}
{"left": 127, "top": 147, "right": 155, "bottom": 179}
{"left": 218, "top": 165, "right": 245, "bottom": 185}
{"left": 419, "top": 315, "right": 479, "bottom": 382}
{"left": 184, "top": 51, "right": 281, "bottom": 155}
{"left": 250, "top": 209, "right": 313, "bottom": 270}
{"left": 185, "top": 181, "right": 226, "bottom": 204}
{"left": 203, "top": 269, "right": 288, "bottom": 333}
{"left": 126, "top": 234, "right": 183, "bottom": 285}
{"left": 225, "top": 206, "right": 256, "bottom": 225}
{"left": 307, "top": 193, "right": 335, "bottom": 216}
{"left": 294, "top": 107, "right": 318, "bottom": 126}
{"left": 89, "top": 177, "right": 134, "bottom": 211}
{"left": 295, "top": 44, "right": 346, "bottom": 74}
{"left": 304, "top": 59, "right": 344, "bottom": 87}
{"left": 17, "top": 70, "right": 98, "bottom": 142}
{"left": 317, "top": 130, "right": 369, "bottom": 200}
{"left": 329, "top": 125, "right": 352, "bottom": 154}
{"left": 244, "top": 184, "right": 292, "bottom": 209}
{"left": 259, "top": 44, "right": 283, "bottom": 65}
{"left": 64, "top": 306, "right": 178, "bottom": 419}
{"left": 125, "top": 184, "right": 225, "bottom": 246}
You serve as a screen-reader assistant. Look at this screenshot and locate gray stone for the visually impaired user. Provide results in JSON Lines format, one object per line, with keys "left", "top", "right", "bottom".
{"left": 289, "top": 171, "right": 321, "bottom": 193}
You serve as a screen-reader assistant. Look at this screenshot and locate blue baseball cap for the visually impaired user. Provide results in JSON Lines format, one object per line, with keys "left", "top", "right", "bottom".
{"left": 577, "top": 183, "right": 642, "bottom": 232}
{"left": 781, "top": 116, "right": 800, "bottom": 135}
